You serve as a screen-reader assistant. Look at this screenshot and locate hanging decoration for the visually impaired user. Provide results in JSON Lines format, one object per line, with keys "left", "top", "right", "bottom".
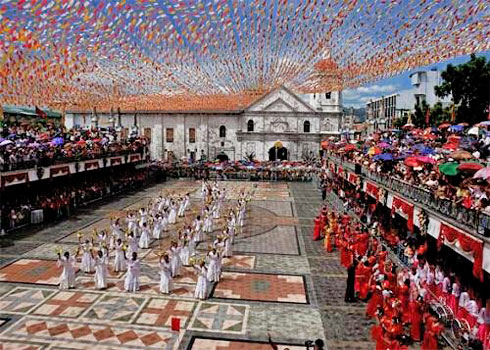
{"left": 0, "top": 0, "right": 488, "bottom": 111}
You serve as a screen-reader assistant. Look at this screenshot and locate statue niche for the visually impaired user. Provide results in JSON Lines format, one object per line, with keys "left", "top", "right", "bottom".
{"left": 270, "top": 118, "right": 289, "bottom": 133}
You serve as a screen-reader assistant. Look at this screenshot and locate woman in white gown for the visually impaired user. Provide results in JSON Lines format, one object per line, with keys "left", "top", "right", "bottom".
{"left": 168, "top": 201, "right": 177, "bottom": 224}
{"left": 193, "top": 216, "right": 203, "bottom": 242}
{"left": 159, "top": 254, "right": 173, "bottom": 294}
{"left": 170, "top": 242, "right": 182, "bottom": 277}
{"left": 94, "top": 250, "right": 108, "bottom": 290}
{"left": 139, "top": 207, "right": 148, "bottom": 228}
{"left": 58, "top": 251, "right": 76, "bottom": 290}
{"left": 223, "top": 233, "right": 232, "bottom": 258}
{"left": 128, "top": 232, "right": 138, "bottom": 256}
{"left": 180, "top": 237, "right": 190, "bottom": 266}
{"left": 194, "top": 261, "right": 208, "bottom": 300}
{"left": 126, "top": 212, "right": 138, "bottom": 235}
{"left": 161, "top": 209, "right": 169, "bottom": 236}
{"left": 79, "top": 240, "right": 95, "bottom": 273}
{"left": 113, "top": 238, "right": 126, "bottom": 272}
{"left": 177, "top": 198, "right": 185, "bottom": 217}
{"left": 206, "top": 249, "right": 220, "bottom": 282}
{"left": 124, "top": 252, "right": 140, "bottom": 292}
{"left": 139, "top": 222, "right": 151, "bottom": 249}
{"left": 152, "top": 215, "right": 162, "bottom": 239}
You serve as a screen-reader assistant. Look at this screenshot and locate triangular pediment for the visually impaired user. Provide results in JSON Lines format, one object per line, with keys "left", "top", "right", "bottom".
{"left": 246, "top": 86, "right": 315, "bottom": 113}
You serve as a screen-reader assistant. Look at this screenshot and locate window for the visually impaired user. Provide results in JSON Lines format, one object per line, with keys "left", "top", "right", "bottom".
{"left": 166, "top": 128, "right": 174, "bottom": 143}
{"left": 325, "top": 92, "right": 331, "bottom": 99}
{"left": 189, "top": 128, "right": 196, "bottom": 143}
{"left": 247, "top": 120, "right": 254, "bottom": 132}
{"left": 303, "top": 120, "right": 311, "bottom": 133}
{"left": 144, "top": 127, "right": 152, "bottom": 141}
{"left": 219, "top": 125, "right": 226, "bottom": 138}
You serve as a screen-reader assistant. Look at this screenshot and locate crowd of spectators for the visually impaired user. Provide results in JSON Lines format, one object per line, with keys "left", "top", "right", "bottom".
{"left": 1, "top": 166, "right": 153, "bottom": 231}
{"left": 0, "top": 120, "right": 148, "bottom": 171}
{"left": 327, "top": 122, "right": 490, "bottom": 214}
{"left": 318, "top": 170, "right": 489, "bottom": 350}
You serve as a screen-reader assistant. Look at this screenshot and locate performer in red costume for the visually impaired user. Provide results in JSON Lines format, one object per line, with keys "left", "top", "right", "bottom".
{"left": 313, "top": 216, "right": 322, "bottom": 241}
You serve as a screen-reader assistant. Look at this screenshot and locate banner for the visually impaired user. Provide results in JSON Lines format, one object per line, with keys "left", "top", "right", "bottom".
{"left": 391, "top": 196, "right": 414, "bottom": 231}
{"left": 1, "top": 172, "right": 29, "bottom": 187}
{"left": 50, "top": 166, "right": 70, "bottom": 178}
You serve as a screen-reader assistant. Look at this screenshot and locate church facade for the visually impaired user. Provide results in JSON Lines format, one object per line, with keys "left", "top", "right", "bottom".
{"left": 66, "top": 86, "right": 342, "bottom": 161}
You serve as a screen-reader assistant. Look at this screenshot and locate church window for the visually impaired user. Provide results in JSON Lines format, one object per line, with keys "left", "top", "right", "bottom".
{"left": 325, "top": 92, "right": 331, "bottom": 99}
{"left": 189, "top": 128, "right": 196, "bottom": 143}
{"left": 247, "top": 120, "right": 254, "bottom": 132}
{"left": 219, "top": 125, "right": 226, "bottom": 138}
{"left": 303, "top": 121, "right": 311, "bottom": 133}
{"left": 166, "top": 128, "right": 174, "bottom": 143}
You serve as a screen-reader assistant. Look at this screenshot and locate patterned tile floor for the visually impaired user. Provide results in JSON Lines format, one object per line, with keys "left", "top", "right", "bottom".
{"left": 0, "top": 180, "right": 369, "bottom": 350}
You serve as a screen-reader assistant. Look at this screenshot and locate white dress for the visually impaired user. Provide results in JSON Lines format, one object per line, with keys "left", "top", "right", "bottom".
{"left": 168, "top": 204, "right": 177, "bottom": 224}
{"left": 81, "top": 244, "right": 95, "bottom": 273}
{"left": 58, "top": 256, "right": 76, "bottom": 289}
{"left": 224, "top": 237, "right": 232, "bottom": 257}
{"left": 152, "top": 218, "right": 162, "bottom": 239}
{"left": 94, "top": 256, "right": 108, "bottom": 289}
{"left": 170, "top": 246, "right": 182, "bottom": 277}
{"left": 194, "top": 220, "right": 203, "bottom": 242}
{"left": 206, "top": 252, "right": 219, "bottom": 282}
{"left": 113, "top": 243, "right": 126, "bottom": 272}
{"left": 161, "top": 214, "right": 169, "bottom": 234}
{"left": 177, "top": 201, "right": 185, "bottom": 217}
{"left": 194, "top": 266, "right": 208, "bottom": 300}
{"left": 124, "top": 259, "right": 140, "bottom": 292}
{"left": 159, "top": 261, "right": 174, "bottom": 294}
{"left": 126, "top": 216, "right": 137, "bottom": 234}
{"left": 180, "top": 244, "right": 190, "bottom": 266}
{"left": 139, "top": 228, "right": 151, "bottom": 249}
{"left": 139, "top": 210, "right": 148, "bottom": 228}
{"left": 128, "top": 236, "right": 138, "bottom": 255}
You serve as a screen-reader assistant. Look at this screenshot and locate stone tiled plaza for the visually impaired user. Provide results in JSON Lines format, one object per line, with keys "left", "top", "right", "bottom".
{"left": 0, "top": 180, "right": 369, "bottom": 350}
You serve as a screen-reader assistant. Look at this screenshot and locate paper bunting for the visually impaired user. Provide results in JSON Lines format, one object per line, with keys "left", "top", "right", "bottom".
{"left": 0, "top": 0, "right": 488, "bottom": 112}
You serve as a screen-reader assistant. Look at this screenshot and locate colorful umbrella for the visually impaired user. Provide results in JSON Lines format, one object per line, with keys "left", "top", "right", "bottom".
{"left": 449, "top": 150, "right": 473, "bottom": 160}
{"left": 416, "top": 155, "right": 436, "bottom": 164}
{"left": 473, "top": 167, "right": 490, "bottom": 180}
{"left": 439, "top": 162, "right": 459, "bottom": 176}
{"left": 457, "top": 161, "right": 483, "bottom": 172}
{"left": 368, "top": 146, "right": 381, "bottom": 155}
{"left": 438, "top": 123, "right": 451, "bottom": 129}
{"left": 404, "top": 156, "right": 421, "bottom": 168}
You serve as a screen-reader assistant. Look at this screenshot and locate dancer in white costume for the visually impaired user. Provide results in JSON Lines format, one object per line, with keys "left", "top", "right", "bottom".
{"left": 113, "top": 238, "right": 126, "bottom": 272}
{"left": 194, "top": 261, "right": 208, "bottom": 300}
{"left": 169, "top": 241, "right": 182, "bottom": 277}
{"left": 126, "top": 212, "right": 138, "bottom": 235}
{"left": 127, "top": 232, "right": 138, "bottom": 255}
{"left": 152, "top": 214, "right": 162, "bottom": 239}
{"left": 139, "top": 207, "right": 148, "bottom": 228}
{"left": 193, "top": 216, "right": 203, "bottom": 242}
{"left": 159, "top": 254, "right": 174, "bottom": 294}
{"left": 180, "top": 236, "right": 190, "bottom": 266}
{"left": 168, "top": 201, "right": 177, "bottom": 224}
{"left": 79, "top": 240, "right": 95, "bottom": 273}
{"left": 94, "top": 250, "right": 108, "bottom": 290}
{"left": 139, "top": 222, "right": 151, "bottom": 249}
{"left": 124, "top": 252, "right": 141, "bottom": 292}
{"left": 206, "top": 248, "right": 220, "bottom": 282}
{"left": 57, "top": 251, "right": 76, "bottom": 290}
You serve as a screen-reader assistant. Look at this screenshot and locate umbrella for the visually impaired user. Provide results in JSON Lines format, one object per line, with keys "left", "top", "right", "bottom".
{"left": 404, "top": 156, "right": 422, "bottom": 167}
{"left": 450, "top": 150, "right": 473, "bottom": 160}
{"left": 458, "top": 161, "right": 483, "bottom": 172}
{"left": 0, "top": 139, "right": 13, "bottom": 146}
{"left": 448, "top": 135, "right": 461, "bottom": 143}
{"left": 28, "top": 142, "right": 41, "bottom": 148}
{"left": 420, "top": 147, "right": 435, "bottom": 155}
{"left": 402, "top": 123, "right": 414, "bottom": 129}
{"left": 458, "top": 123, "right": 469, "bottom": 127}
{"left": 378, "top": 142, "right": 391, "bottom": 148}
{"left": 477, "top": 121, "right": 490, "bottom": 126}
{"left": 473, "top": 167, "right": 490, "bottom": 180}
{"left": 423, "top": 133, "right": 437, "bottom": 140}
{"left": 467, "top": 126, "right": 480, "bottom": 136}
{"left": 368, "top": 146, "right": 382, "bottom": 155}
{"left": 442, "top": 142, "right": 458, "bottom": 150}
{"left": 374, "top": 153, "right": 394, "bottom": 161}
{"left": 448, "top": 125, "right": 464, "bottom": 132}
{"left": 77, "top": 140, "right": 86, "bottom": 146}
{"left": 439, "top": 162, "right": 460, "bottom": 176}
{"left": 438, "top": 123, "right": 451, "bottom": 129}
{"left": 52, "top": 137, "right": 64, "bottom": 146}
{"left": 344, "top": 144, "right": 357, "bottom": 152}
{"left": 416, "top": 155, "right": 436, "bottom": 164}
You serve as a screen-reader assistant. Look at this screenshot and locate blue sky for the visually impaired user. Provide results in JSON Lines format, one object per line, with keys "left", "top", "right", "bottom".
{"left": 342, "top": 52, "right": 490, "bottom": 109}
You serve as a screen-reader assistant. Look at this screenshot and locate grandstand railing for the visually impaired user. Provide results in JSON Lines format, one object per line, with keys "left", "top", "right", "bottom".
{"left": 327, "top": 155, "right": 490, "bottom": 238}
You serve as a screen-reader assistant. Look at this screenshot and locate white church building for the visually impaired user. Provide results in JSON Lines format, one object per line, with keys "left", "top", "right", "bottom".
{"left": 66, "top": 86, "right": 342, "bottom": 161}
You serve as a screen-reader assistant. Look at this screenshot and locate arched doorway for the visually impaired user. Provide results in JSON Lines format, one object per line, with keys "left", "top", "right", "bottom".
{"left": 216, "top": 152, "right": 229, "bottom": 162}
{"left": 268, "top": 147, "right": 288, "bottom": 161}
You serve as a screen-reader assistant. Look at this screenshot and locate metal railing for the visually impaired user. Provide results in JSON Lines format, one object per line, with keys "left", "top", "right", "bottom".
{"left": 327, "top": 155, "right": 490, "bottom": 238}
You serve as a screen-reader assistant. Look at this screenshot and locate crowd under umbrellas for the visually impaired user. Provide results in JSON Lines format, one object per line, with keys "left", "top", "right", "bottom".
{"left": 55, "top": 179, "right": 251, "bottom": 300}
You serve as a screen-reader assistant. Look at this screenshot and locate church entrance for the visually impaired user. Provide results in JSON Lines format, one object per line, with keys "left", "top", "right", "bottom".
{"left": 268, "top": 146, "right": 288, "bottom": 161}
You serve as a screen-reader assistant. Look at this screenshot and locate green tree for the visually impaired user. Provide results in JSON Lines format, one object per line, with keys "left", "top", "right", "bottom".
{"left": 393, "top": 115, "right": 408, "bottom": 129}
{"left": 435, "top": 54, "right": 490, "bottom": 125}
{"left": 413, "top": 100, "right": 429, "bottom": 127}
{"left": 429, "top": 102, "right": 452, "bottom": 125}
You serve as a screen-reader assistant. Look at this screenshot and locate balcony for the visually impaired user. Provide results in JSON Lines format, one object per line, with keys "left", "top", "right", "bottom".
{"left": 327, "top": 155, "right": 490, "bottom": 239}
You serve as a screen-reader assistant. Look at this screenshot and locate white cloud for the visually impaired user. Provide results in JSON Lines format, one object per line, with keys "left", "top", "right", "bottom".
{"left": 343, "top": 84, "right": 400, "bottom": 108}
